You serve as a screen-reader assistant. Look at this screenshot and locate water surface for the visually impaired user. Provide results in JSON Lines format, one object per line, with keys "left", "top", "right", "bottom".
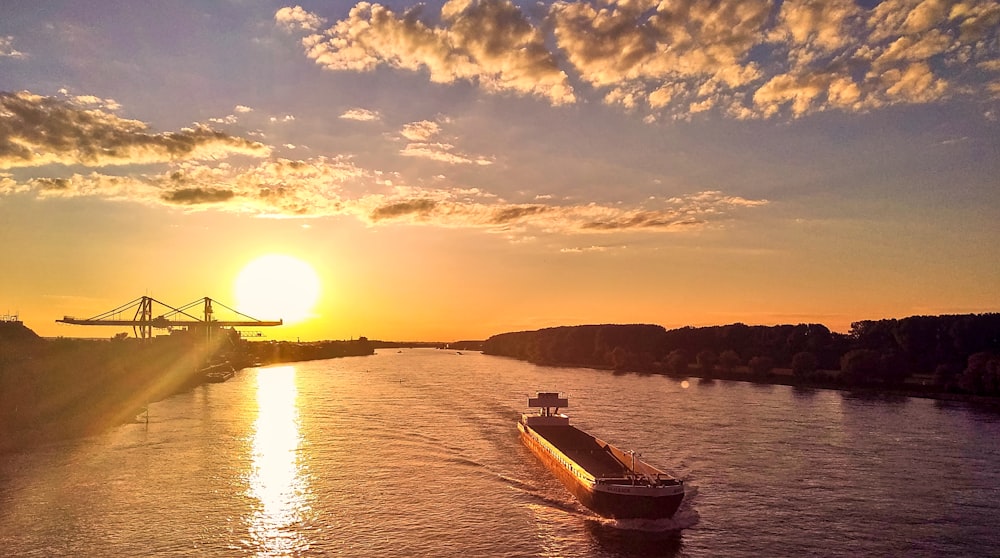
{"left": 2, "top": 349, "right": 999, "bottom": 556}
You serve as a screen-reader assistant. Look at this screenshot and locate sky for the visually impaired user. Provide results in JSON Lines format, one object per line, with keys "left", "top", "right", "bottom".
{"left": 1, "top": 0, "right": 998, "bottom": 342}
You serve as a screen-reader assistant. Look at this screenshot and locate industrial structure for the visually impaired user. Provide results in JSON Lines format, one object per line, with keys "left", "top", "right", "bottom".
{"left": 57, "top": 296, "right": 281, "bottom": 340}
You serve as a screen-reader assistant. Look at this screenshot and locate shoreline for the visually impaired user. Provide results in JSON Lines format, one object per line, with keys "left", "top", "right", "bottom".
{"left": 492, "top": 354, "right": 1000, "bottom": 409}
{"left": 0, "top": 340, "right": 376, "bottom": 455}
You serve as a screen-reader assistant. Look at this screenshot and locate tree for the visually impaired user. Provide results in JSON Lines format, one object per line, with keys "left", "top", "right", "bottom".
{"left": 748, "top": 356, "right": 774, "bottom": 377}
{"left": 610, "top": 346, "right": 629, "bottom": 371}
{"left": 791, "top": 351, "right": 818, "bottom": 378}
{"left": 959, "top": 352, "right": 1000, "bottom": 395}
{"left": 665, "top": 349, "right": 689, "bottom": 375}
{"left": 840, "top": 349, "right": 881, "bottom": 384}
{"left": 934, "top": 362, "right": 960, "bottom": 391}
{"left": 719, "top": 350, "right": 741, "bottom": 374}
{"left": 879, "top": 351, "right": 910, "bottom": 386}
{"left": 696, "top": 350, "right": 717, "bottom": 376}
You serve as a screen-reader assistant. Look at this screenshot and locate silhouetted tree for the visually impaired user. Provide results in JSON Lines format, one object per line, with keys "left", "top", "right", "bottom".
{"left": 483, "top": 314, "right": 999, "bottom": 396}
{"left": 791, "top": 351, "right": 819, "bottom": 378}
{"left": 610, "top": 346, "right": 629, "bottom": 370}
{"left": 696, "top": 350, "right": 717, "bottom": 376}
{"left": 719, "top": 350, "right": 741, "bottom": 374}
{"left": 748, "top": 356, "right": 774, "bottom": 377}
{"left": 665, "top": 349, "right": 689, "bottom": 375}
{"left": 840, "top": 349, "right": 881, "bottom": 384}
{"left": 959, "top": 352, "right": 1000, "bottom": 395}
{"left": 934, "top": 362, "right": 960, "bottom": 391}
{"left": 878, "top": 351, "right": 910, "bottom": 386}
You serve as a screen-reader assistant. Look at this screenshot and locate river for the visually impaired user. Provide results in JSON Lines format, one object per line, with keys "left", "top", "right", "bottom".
{"left": 2, "top": 349, "right": 999, "bottom": 557}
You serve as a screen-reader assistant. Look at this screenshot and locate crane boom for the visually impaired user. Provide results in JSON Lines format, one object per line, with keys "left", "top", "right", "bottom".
{"left": 58, "top": 318, "right": 282, "bottom": 327}
{"left": 56, "top": 296, "right": 282, "bottom": 339}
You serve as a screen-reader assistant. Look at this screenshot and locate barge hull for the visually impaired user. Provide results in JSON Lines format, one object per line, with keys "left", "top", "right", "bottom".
{"left": 519, "top": 423, "right": 683, "bottom": 519}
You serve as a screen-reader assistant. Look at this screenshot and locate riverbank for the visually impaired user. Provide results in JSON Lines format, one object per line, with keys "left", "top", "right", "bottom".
{"left": 500, "top": 353, "right": 1000, "bottom": 408}
{"left": 0, "top": 322, "right": 375, "bottom": 453}
{"left": 483, "top": 320, "right": 1000, "bottom": 403}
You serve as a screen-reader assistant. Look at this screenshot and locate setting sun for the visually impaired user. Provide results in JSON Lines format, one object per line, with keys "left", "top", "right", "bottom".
{"left": 235, "top": 255, "right": 320, "bottom": 325}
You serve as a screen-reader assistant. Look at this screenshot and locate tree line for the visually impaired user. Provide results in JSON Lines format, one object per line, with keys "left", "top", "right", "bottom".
{"left": 482, "top": 314, "right": 1000, "bottom": 396}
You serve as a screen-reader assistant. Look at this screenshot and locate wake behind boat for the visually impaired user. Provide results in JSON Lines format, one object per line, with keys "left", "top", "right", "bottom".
{"left": 518, "top": 392, "right": 684, "bottom": 520}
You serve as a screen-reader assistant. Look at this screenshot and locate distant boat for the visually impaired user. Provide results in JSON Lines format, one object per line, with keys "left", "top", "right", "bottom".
{"left": 518, "top": 392, "right": 684, "bottom": 519}
{"left": 201, "top": 362, "right": 235, "bottom": 383}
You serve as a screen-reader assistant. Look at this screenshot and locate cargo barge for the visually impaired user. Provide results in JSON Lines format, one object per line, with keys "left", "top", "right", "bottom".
{"left": 518, "top": 392, "right": 684, "bottom": 519}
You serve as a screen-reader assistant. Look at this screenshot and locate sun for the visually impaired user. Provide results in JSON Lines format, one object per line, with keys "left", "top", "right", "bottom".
{"left": 235, "top": 255, "right": 320, "bottom": 325}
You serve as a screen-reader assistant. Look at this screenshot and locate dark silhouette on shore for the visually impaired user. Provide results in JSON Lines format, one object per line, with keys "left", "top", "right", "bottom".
{"left": 483, "top": 315, "right": 1000, "bottom": 400}
{"left": 4, "top": 312, "right": 997, "bottom": 451}
{"left": 0, "top": 320, "right": 373, "bottom": 451}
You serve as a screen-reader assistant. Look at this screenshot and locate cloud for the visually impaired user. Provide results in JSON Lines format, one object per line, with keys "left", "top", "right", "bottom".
{"left": 369, "top": 198, "right": 439, "bottom": 220}
{"left": 397, "top": 119, "right": 493, "bottom": 165}
{"left": 208, "top": 105, "right": 254, "bottom": 125}
{"left": 560, "top": 245, "right": 622, "bottom": 253}
{"left": 882, "top": 61, "right": 948, "bottom": 102}
{"left": 552, "top": 0, "right": 769, "bottom": 90}
{"left": 162, "top": 187, "right": 236, "bottom": 205}
{"left": 399, "top": 142, "right": 494, "bottom": 165}
{"left": 275, "top": 5, "right": 326, "bottom": 32}
{"left": 277, "top": 1, "right": 1000, "bottom": 120}
{"left": 0, "top": 172, "right": 28, "bottom": 194}
{"left": 56, "top": 88, "right": 121, "bottom": 111}
{"left": 400, "top": 120, "right": 441, "bottom": 141}
{"left": 278, "top": 1, "right": 576, "bottom": 106}
{"left": 339, "top": 107, "right": 381, "bottom": 121}
{"left": 3, "top": 152, "right": 767, "bottom": 236}
{"left": 0, "top": 36, "right": 25, "bottom": 59}
{"left": 0, "top": 91, "right": 270, "bottom": 169}
{"left": 364, "top": 189, "right": 766, "bottom": 235}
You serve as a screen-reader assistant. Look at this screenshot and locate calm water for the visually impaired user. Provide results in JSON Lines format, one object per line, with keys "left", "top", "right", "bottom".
{"left": 2, "top": 349, "right": 1000, "bottom": 557}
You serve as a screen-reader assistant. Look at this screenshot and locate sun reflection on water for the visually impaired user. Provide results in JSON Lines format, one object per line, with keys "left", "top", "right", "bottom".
{"left": 247, "top": 366, "right": 311, "bottom": 556}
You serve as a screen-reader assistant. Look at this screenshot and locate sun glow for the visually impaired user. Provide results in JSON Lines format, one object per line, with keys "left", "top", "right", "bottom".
{"left": 235, "top": 254, "right": 321, "bottom": 325}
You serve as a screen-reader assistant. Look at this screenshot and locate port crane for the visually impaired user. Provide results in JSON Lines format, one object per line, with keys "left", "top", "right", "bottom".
{"left": 57, "top": 296, "right": 282, "bottom": 340}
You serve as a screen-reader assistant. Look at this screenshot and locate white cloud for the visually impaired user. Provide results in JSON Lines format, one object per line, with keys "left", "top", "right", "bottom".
{"left": 397, "top": 119, "right": 492, "bottom": 165}
{"left": 275, "top": 0, "right": 999, "bottom": 120}
{"left": 279, "top": 1, "right": 576, "bottom": 106}
{"left": 275, "top": 5, "right": 326, "bottom": 32}
{"left": 0, "top": 36, "right": 25, "bottom": 58}
{"left": 340, "top": 108, "right": 381, "bottom": 121}
{"left": 400, "top": 120, "right": 441, "bottom": 142}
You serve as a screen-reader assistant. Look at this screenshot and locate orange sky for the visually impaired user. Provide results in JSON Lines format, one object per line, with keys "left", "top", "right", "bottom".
{"left": 1, "top": 2, "right": 998, "bottom": 341}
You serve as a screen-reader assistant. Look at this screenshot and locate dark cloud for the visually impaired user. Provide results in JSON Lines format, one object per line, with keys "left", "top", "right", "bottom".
{"left": 161, "top": 187, "right": 236, "bottom": 205}
{"left": 582, "top": 212, "right": 704, "bottom": 231}
{"left": 490, "top": 204, "right": 550, "bottom": 223}
{"left": 0, "top": 91, "right": 270, "bottom": 169}
{"left": 369, "top": 198, "right": 439, "bottom": 220}
{"left": 32, "top": 177, "right": 70, "bottom": 191}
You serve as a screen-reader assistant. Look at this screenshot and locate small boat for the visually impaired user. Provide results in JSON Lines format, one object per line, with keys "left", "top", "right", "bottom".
{"left": 518, "top": 392, "right": 684, "bottom": 519}
{"left": 201, "top": 362, "right": 235, "bottom": 383}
